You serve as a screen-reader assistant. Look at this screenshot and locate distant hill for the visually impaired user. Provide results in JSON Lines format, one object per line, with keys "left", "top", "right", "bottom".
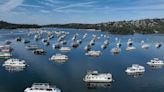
{"left": 0, "top": 21, "right": 40, "bottom": 29}
{"left": 1, "top": 18, "right": 164, "bottom": 34}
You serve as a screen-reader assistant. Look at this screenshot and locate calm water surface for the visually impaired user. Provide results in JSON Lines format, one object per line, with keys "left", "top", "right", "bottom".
{"left": 0, "top": 28, "right": 164, "bottom": 92}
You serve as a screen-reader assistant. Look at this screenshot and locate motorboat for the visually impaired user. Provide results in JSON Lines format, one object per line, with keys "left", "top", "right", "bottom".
{"left": 155, "top": 43, "right": 162, "bottom": 48}
{"left": 0, "top": 45, "right": 12, "bottom": 52}
{"left": 141, "top": 40, "right": 150, "bottom": 49}
{"left": 24, "top": 83, "right": 61, "bottom": 92}
{"left": 59, "top": 47, "right": 71, "bottom": 52}
{"left": 111, "top": 47, "right": 121, "bottom": 54}
{"left": 147, "top": 58, "right": 164, "bottom": 66}
{"left": 85, "top": 50, "right": 101, "bottom": 57}
{"left": 127, "top": 39, "right": 133, "bottom": 46}
{"left": 50, "top": 54, "right": 68, "bottom": 61}
{"left": 3, "top": 58, "right": 26, "bottom": 67}
{"left": 83, "top": 71, "right": 113, "bottom": 83}
{"left": 126, "top": 46, "right": 136, "bottom": 51}
{"left": 125, "top": 64, "right": 145, "bottom": 74}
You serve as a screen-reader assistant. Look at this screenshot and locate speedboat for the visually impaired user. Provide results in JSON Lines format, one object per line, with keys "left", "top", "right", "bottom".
{"left": 83, "top": 71, "right": 113, "bottom": 83}
{"left": 125, "top": 64, "right": 145, "bottom": 74}
{"left": 50, "top": 54, "right": 68, "bottom": 61}
{"left": 147, "top": 58, "right": 164, "bottom": 66}
{"left": 85, "top": 50, "right": 101, "bottom": 57}
{"left": 24, "top": 83, "right": 61, "bottom": 92}
{"left": 3, "top": 58, "right": 26, "bottom": 67}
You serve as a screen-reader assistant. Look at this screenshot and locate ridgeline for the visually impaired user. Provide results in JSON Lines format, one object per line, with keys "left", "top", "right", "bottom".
{"left": 1, "top": 18, "right": 164, "bottom": 34}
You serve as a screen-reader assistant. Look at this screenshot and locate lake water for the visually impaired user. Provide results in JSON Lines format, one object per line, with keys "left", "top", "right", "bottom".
{"left": 0, "top": 28, "right": 164, "bottom": 92}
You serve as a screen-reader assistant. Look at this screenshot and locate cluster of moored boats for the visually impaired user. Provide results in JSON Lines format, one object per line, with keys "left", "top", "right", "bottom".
{"left": 0, "top": 29, "right": 163, "bottom": 91}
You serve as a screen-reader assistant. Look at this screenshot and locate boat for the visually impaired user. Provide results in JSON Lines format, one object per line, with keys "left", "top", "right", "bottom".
{"left": 83, "top": 33, "right": 87, "bottom": 39}
{"left": 89, "top": 40, "right": 95, "bottom": 46}
{"left": 24, "top": 83, "right": 61, "bottom": 92}
{"left": 84, "top": 45, "right": 91, "bottom": 51}
{"left": 16, "top": 37, "right": 22, "bottom": 42}
{"left": 83, "top": 71, "right": 113, "bottom": 83}
{"left": 52, "top": 43, "right": 61, "bottom": 49}
{"left": 59, "top": 47, "right": 71, "bottom": 52}
{"left": 155, "top": 43, "right": 162, "bottom": 48}
{"left": 71, "top": 42, "right": 79, "bottom": 48}
{"left": 3, "top": 58, "right": 26, "bottom": 67}
{"left": 44, "top": 41, "right": 50, "bottom": 46}
{"left": 85, "top": 50, "right": 101, "bottom": 57}
{"left": 116, "top": 40, "right": 121, "bottom": 48}
{"left": 60, "top": 40, "right": 67, "bottom": 45}
{"left": 0, "top": 52, "right": 12, "bottom": 58}
{"left": 76, "top": 39, "right": 82, "bottom": 44}
{"left": 126, "top": 46, "right": 136, "bottom": 51}
{"left": 141, "top": 40, "right": 150, "bottom": 49}
{"left": 23, "top": 40, "right": 30, "bottom": 44}
{"left": 0, "top": 45, "right": 12, "bottom": 52}
{"left": 33, "top": 49, "right": 46, "bottom": 55}
{"left": 147, "top": 58, "right": 164, "bottom": 66}
{"left": 111, "top": 47, "right": 121, "bottom": 54}
{"left": 26, "top": 45, "right": 39, "bottom": 50}
{"left": 125, "top": 64, "right": 145, "bottom": 74}
{"left": 4, "top": 40, "right": 12, "bottom": 45}
{"left": 127, "top": 39, "right": 133, "bottom": 46}
{"left": 50, "top": 54, "right": 68, "bottom": 61}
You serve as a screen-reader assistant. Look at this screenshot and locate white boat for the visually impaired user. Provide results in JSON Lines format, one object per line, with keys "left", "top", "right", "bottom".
{"left": 0, "top": 52, "right": 12, "bottom": 58}
{"left": 141, "top": 44, "right": 150, "bottom": 49}
{"left": 3, "top": 58, "right": 26, "bottom": 67}
{"left": 59, "top": 47, "right": 71, "bottom": 52}
{"left": 50, "top": 54, "right": 68, "bottom": 61}
{"left": 126, "top": 46, "right": 136, "bottom": 51}
{"left": 147, "top": 58, "right": 164, "bottom": 66}
{"left": 85, "top": 50, "right": 101, "bottom": 57}
{"left": 0, "top": 45, "right": 12, "bottom": 52}
{"left": 111, "top": 47, "right": 121, "bottom": 54}
{"left": 127, "top": 39, "right": 133, "bottom": 46}
{"left": 116, "top": 40, "right": 121, "bottom": 48}
{"left": 125, "top": 64, "right": 145, "bottom": 74}
{"left": 141, "top": 40, "right": 150, "bottom": 49}
{"left": 24, "top": 83, "right": 61, "bottom": 92}
{"left": 155, "top": 43, "right": 162, "bottom": 48}
{"left": 83, "top": 71, "right": 113, "bottom": 83}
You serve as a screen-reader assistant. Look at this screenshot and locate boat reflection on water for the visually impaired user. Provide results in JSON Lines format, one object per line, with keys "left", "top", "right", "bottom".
{"left": 52, "top": 60, "right": 67, "bottom": 64}
{"left": 149, "top": 65, "right": 164, "bottom": 70}
{"left": 86, "top": 82, "right": 111, "bottom": 89}
{"left": 4, "top": 66, "right": 25, "bottom": 72}
{"left": 126, "top": 72, "right": 144, "bottom": 78}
